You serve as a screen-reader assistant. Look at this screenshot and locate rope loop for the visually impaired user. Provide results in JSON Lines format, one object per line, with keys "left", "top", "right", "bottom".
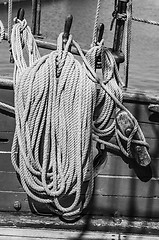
{"left": 13, "top": 17, "right": 28, "bottom": 32}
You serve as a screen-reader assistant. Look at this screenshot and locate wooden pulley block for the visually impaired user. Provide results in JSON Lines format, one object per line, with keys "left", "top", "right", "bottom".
{"left": 116, "top": 110, "right": 151, "bottom": 167}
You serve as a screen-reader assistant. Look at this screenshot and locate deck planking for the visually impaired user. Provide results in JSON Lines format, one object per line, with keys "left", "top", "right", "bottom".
{"left": 0, "top": 227, "right": 159, "bottom": 240}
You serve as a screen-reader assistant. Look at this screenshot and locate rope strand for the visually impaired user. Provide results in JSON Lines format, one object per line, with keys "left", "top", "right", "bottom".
{"left": 8, "top": 0, "right": 13, "bottom": 43}
{"left": 91, "top": 0, "right": 101, "bottom": 47}
{"left": 0, "top": 20, "right": 5, "bottom": 42}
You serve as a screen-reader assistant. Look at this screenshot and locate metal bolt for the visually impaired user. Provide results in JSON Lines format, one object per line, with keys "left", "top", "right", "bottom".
{"left": 113, "top": 211, "right": 122, "bottom": 224}
{"left": 14, "top": 201, "right": 21, "bottom": 211}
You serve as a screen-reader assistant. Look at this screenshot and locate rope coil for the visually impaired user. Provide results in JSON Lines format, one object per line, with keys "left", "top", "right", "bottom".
{"left": 11, "top": 17, "right": 149, "bottom": 218}
{"left": 11, "top": 19, "right": 97, "bottom": 218}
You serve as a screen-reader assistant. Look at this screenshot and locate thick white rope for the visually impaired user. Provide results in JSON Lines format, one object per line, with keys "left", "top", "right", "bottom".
{"left": 124, "top": 0, "right": 132, "bottom": 87}
{"left": 11, "top": 20, "right": 97, "bottom": 218}
{"left": 91, "top": 0, "right": 101, "bottom": 47}
{"left": 11, "top": 18, "right": 149, "bottom": 219}
{"left": 0, "top": 20, "right": 5, "bottom": 42}
{"left": 8, "top": 0, "right": 13, "bottom": 43}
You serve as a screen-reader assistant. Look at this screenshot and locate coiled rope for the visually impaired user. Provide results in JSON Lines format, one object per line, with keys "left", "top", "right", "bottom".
{"left": 11, "top": 18, "right": 98, "bottom": 218}
{"left": 11, "top": 16, "right": 148, "bottom": 218}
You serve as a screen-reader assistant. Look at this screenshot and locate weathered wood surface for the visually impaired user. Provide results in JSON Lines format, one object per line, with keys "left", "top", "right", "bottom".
{"left": 1, "top": 171, "right": 159, "bottom": 198}
{"left": 0, "top": 83, "right": 158, "bottom": 219}
{"left": 1, "top": 212, "right": 159, "bottom": 237}
{"left": 1, "top": 77, "right": 159, "bottom": 104}
{"left": 0, "top": 227, "right": 159, "bottom": 240}
{"left": 1, "top": 168, "right": 159, "bottom": 217}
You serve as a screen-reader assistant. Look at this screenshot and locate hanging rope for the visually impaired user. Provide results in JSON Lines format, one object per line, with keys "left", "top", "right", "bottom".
{"left": 91, "top": 0, "right": 101, "bottom": 47}
{"left": 132, "top": 17, "right": 159, "bottom": 26}
{"left": 10, "top": 15, "right": 149, "bottom": 219}
{"left": 8, "top": 0, "right": 13, "bottom": 43}
{"left": 0, "top": 20, "right": 5, "bottom": 42}
{"left": 124, "top": 0, "right": 132, "bottom": 87}
{"left": 11, "top": 18, "right": 98, "bottom": 218}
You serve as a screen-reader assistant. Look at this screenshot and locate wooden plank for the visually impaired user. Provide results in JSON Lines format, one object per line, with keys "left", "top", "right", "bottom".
{"left": 0, "top": 77, "right": 159, "bottom": 104}
{"left": 1, "top": 168, "right": 159, "bottom": 199}
{"left": 123, "top": 88, "right": 159, "bottom": 104}
{"left": 1, "top": 212, "right": 159, "bottom": 236}
{"left": 2, "top": 172, "right": 159, "bottom": 217}
{"left": 0, "top": 227, "right": 119, "bottom": 240}
{"left": 87, "top": 195, "right": 159, "bottom": 218}
{"left": 124, "top": 102, "right": 159, "bottom": 124}
{"left": 1, "top": 166, "right": 159, "bottom": 198}
{"left": 0, "top": 153, "right": 15, "bottom": 172}
{"left": 0, "top": 132, "right": 14, "bottom": 151}
{"left": 0, "top": 132, "right": 157, "bottom": 157}
{"left": 135, "top": 122, "right": 159, "bottom": 139}
{"left": 0, "top": 84, "right": 158, "bottom": 125}
{"left": 0, "top": 192, "right": 29, "bottom": 212}
{"left": 0, "top": 172, "right": 23, "bottom": 192}
{"left": 27, "top": 194, "right": 159, "bottom": 218}
{"left": 0, "top": 121, "right": 157, "bottom": 153}
{"left": 0, "top": 114, "right": 15, "bottom": 131}
{"left": 0, "top": 150, "right": 158, "bottom": 179}
{"left": 0, "top": 78, "right": 13, "bottom": 90}
{"left": 0, "top": 227, "right": 159, "bottom": 240}
{"left": 104, "top": 136, "right": 159, "bottom": 158}
{"left": 0, "top": 89, "right": 14, "bottom": 106}
{"left": 99, "top": 152, "right": 157, "bottom": 178}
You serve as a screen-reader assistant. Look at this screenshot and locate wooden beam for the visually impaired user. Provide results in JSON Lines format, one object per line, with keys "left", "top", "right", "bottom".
{"left": 0, "top": 227, "right": 159, "bottom": 240}
{"left": 0, "top": 212, "right": 159, "bottom": 236}
{"left": 0, "top": 77, "right": 158, "bottom": 104}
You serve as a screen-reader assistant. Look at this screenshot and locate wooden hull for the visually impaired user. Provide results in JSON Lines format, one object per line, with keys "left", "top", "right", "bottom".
{"left": 0, "top": 80, "right": 159, "bottom": 236}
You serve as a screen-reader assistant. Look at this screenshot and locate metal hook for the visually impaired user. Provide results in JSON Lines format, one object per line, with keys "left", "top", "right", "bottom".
{"left": 63, "top": 14, "right": 73, "bottom": 46}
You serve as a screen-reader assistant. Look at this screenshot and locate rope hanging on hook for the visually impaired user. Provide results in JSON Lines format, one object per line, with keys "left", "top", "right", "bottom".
{"left": 11, "top": 18, "right": 98, "bottom": 218}
{"left": 11, "top": 15, "right": 150, "bottom": 219}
